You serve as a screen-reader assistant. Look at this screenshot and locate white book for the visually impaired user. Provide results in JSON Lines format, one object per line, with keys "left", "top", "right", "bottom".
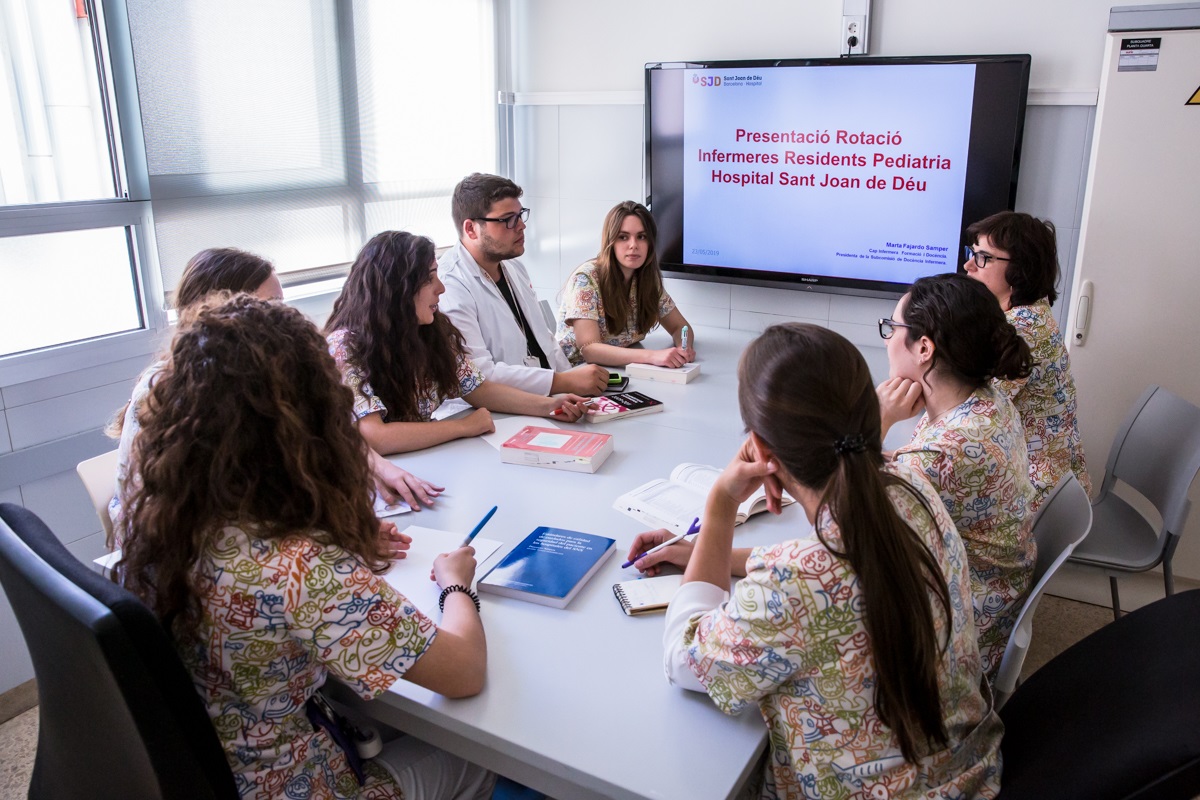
{"left": 626, "top": 362, "right": 701, "bottom": 384}
{"left": 613, "top": 462, "right": 794, "bottom": 533}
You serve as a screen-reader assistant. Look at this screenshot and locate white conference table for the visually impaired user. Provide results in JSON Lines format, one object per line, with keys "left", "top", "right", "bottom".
{"left": 333, "top": 326, "right": 904, "bottom": 800}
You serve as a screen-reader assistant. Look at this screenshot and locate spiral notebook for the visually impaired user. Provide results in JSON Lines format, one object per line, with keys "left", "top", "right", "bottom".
{"left": 612, "top": 574, "right": 683, "bottom": 616}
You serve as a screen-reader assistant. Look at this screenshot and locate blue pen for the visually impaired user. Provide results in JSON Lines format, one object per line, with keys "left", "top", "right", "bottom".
{"left": 680, "top": 325, "right": 690, "bottom": 351}
{"left": 461, "top": 505, "right": 498, "bottom": 547}
{"left": 622, "top": 516, "right": 700, "bottom": 569}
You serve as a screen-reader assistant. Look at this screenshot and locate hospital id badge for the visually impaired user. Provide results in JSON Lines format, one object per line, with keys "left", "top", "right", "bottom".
{"left": 523, "top": 355, "right": 540, "bottom": 368}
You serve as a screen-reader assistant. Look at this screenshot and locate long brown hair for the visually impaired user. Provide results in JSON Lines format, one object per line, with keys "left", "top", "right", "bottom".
{"left": 108, "top": 248, "right": 276, "bottom": 441}
{"left": 738, "top": 323, "right": 953, "bottom": 763}
{"left": 118, "top": 295, "right": 385, "bottom": 641}
{"left": 589, "top": 201, "right": 664, "bottom": 335}
{"left": 324, "top": 231, "right": 466, "bottom": 422}
{"left": 173, "top": 247, "right": 274, "bottom": 311}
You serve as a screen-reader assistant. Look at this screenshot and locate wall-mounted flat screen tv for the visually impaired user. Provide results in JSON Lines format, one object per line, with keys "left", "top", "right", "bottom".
{"left": 645, "top": 55, "right": 1031, "bottom": 298}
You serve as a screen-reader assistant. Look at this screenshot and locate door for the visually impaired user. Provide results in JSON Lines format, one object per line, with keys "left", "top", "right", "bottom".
{"left": 1067, "top": 23, "right": 1200, "bottom": 579}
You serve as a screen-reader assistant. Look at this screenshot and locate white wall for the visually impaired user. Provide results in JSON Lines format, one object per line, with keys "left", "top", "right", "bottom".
{"left": 506, "top": 0, "right": 1123, "bottom": 341}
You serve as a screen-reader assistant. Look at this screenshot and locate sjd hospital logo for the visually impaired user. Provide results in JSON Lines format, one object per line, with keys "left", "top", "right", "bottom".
{"left": 693, "top": 74, "right": 721, "bottom": 87}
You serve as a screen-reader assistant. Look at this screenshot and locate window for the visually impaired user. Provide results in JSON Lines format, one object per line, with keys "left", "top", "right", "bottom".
{"left": 0, "top": 0, "right": 149, "bottom": 359}
{"left": 124, "top": 0, "right": 496, "bottom": 297}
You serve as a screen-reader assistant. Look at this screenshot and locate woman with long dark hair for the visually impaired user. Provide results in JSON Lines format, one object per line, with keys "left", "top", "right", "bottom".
{"left": 119, "top": 295, "right": 494, "bottom": 799}
{"left": 327, "top": 231, "right": 587, "bottom": 454}
{"left": 878, "top": 272, "right": 1037, "bottom": 677}
{"left": 556, "top": 201, "right": 695, "bottom": 367}
{"left": 632, "top": 324, "right": 1002, "bottom": 797}
{"left": 962, "top": 211, "right": 1092, "bottom": 507}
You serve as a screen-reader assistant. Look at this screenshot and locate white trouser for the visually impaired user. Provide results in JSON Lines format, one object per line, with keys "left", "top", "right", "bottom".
{"left": 373, "top": 735, "right": 496, "bottom": 800}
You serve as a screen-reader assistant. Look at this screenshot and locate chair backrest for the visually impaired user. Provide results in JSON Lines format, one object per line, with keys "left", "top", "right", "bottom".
{"left": 1100, "top": 385, "right": 1200, "bottom": 535}
{"left": 539, "top": 298, "right": 556, "bottom": 331}
{"left": 992, "top": 473, "right": 1093, "bottom": 706}
{"left": 0, "top": 503, "right": 237, "bottom": 800}
{"left": 76, "top": 448, "right": 120, "bottom": 543}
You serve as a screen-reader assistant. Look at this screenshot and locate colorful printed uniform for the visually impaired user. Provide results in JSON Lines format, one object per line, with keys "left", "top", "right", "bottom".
{"left": 109, "top": 361, "right": 164, "bottom": 542}
{"left": 894, "top": 385, "right": 1036, "bottom": 677}
{"left": 555, "top": 261, "right": 676, "bottom": 365}
{"left": 326, "top": 328, "right": 483, "bottom": 422}
{"left": 179, "top": 527, "right": 436, "bottom": 799}
{"left": 995, "top": 298, "right": 1092, "bottom": 508}
{"left": 665, "top": 461, "right": 1003, "bottom": 799}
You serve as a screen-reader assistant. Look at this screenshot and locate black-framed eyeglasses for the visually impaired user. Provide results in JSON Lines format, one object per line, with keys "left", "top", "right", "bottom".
{"left": 963, "top": 245, "right": 1012, "bottom": 269}
{"left": 475, "top": 207, "right": 530, "bottom": 230}
{"left": 878, "top": 318, "right": 912, "bottom": 340}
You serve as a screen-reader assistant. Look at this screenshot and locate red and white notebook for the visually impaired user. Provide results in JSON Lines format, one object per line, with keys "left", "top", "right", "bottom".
{"left": 500, "top": 426, "right": 614, "bottom": 473}
{"left": 583, "top": 391, "right": 664, "bottom": 424}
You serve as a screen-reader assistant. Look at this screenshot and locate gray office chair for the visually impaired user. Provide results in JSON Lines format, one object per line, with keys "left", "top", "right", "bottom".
{"left": 538, "top": 298, "right": 556, "bottom": 331}
{"left": 992, "top": 473, "right": 1093, "bottom": 709}
{"left": 1068, "top": 385, "right": 1200, "bottom": 621}
{"left": 0, "top": 503, "right": 238, "bottom": 800}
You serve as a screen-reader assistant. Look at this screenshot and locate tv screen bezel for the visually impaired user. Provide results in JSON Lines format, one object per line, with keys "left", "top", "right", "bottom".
{"left": 644, "top": 54, "right": 1032, "bottom": 299}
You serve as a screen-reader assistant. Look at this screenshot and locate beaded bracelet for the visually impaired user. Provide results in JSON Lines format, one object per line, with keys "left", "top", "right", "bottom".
{"left": 438, "top": 584, "right": 481, "bottom": 613}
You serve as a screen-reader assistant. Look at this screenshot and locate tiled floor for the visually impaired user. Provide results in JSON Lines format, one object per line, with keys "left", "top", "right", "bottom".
{"left": 0, "top": 594, "right": 1115, "bottom": 799}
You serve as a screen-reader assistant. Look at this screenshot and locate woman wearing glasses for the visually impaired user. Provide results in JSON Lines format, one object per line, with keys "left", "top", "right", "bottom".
{"left": 963, "top": 211, "right": 1092, "bottom": 507}
{"left": 326, "top": 231, "right": 589, "bottom": 455}
{"left": 556, "top": 201, "right": 696, "bottom": 367}
{"left": 877, "top": 273, "right": 1036, "bottom": 678}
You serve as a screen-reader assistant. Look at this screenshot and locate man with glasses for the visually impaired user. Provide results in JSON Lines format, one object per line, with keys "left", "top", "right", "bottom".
{"left": 439, "top": 173, "right": 610, "bottom": 397}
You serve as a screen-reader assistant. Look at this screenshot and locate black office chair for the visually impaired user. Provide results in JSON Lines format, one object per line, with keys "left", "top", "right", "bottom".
{"left": 0, "top": 503, "right": 237, "bottom": 800}
{"left": 998, "top": 589, "right": 1200, "bottom": 799}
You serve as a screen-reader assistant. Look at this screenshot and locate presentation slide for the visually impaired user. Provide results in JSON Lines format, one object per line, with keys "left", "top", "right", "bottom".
{"left": 682, "top": 64, "right": 975, "bottom": 283}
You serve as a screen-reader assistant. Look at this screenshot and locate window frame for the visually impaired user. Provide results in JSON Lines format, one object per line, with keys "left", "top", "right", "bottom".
{"left": 0, "top": 0, "right": 165, "bottom": 387}
{"left": 0, "top": 0, "right": 507, "bottom": 387}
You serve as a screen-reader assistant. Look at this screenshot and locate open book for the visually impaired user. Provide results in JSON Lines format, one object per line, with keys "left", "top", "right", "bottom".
{"left": 613, "top": 462, "right": 794, "bottom": 533}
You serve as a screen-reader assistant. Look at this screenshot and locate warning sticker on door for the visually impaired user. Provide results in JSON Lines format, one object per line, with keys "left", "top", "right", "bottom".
{"left": 1118, "top": 37, "right": 1161, "bottom": 72}
{"left": 1188, "top": 85, "right": 1200, "bottom": 106}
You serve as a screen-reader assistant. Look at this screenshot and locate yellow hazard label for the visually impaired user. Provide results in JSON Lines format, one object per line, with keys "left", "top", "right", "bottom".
{"left": 1189, "top": 85, "right": 1200, "bottom": 105}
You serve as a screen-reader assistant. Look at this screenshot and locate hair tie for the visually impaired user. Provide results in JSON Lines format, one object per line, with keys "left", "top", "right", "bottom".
{"left": 833, "top": 434, "right": 866, "bottom": 456}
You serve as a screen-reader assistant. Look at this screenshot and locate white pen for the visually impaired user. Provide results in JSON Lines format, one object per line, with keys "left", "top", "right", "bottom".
{"left": 680, "top": 325, "right": 690, "bottom": 351}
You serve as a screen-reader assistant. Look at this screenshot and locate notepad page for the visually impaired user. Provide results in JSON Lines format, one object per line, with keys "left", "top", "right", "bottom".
{"left": 616, "top": 574, "right": 682, "bottom": 610}
{"left": 386, "top": 526, "right": 503, "bottom": 617}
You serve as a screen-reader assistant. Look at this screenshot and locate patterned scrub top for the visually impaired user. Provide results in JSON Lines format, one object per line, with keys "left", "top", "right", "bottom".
{"left": 894, "top": 385, "right": 1036, "bottom": 678}
{"left": 109, "top": 361, "right": 163, "bottom": 542}
{"left": 555, "top": 261, "right": 676, "bottom": 365}
{"left": 327, "top": 328, "right": 483, "bottom": 422}
{"left": 680, "top": 461, "right": 1003, "bottom": 800}
{"left": 995, "top": 298, "right": 1093, "bottom": 508}
{"left": 179, "top": 526, "right": 437, "bottom": 800}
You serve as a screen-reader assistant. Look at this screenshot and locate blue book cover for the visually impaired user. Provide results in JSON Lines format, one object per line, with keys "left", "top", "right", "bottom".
{"left": 478, "top": 527, "right": 616, "bottom": 609}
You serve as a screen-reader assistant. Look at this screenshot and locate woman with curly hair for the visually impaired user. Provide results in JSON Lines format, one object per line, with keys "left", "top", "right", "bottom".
{"left": 326, "top": 231, "right": 588, "bottom": 455}
{"left": 108, "top": 248, "right": 441, "bottom": 545}
{"left": 877, "top": 273, "right": 1037, "bottom": 678}
{"left": 556, "top": 201, "right": 695, "bottom": 368}
{"left": 118, "top": 295, "right": 494, "bottom": 799}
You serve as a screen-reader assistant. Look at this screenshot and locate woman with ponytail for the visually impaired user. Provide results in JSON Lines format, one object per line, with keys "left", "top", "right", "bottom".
{"left": 629, "top": 324, "right": 1002, "bottom": 798}
{"left": 963, "top": 211, "right": 1092, "bottom": 507}
{"left": 878, "top": 272, "right": 1036, "bottom": 678}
